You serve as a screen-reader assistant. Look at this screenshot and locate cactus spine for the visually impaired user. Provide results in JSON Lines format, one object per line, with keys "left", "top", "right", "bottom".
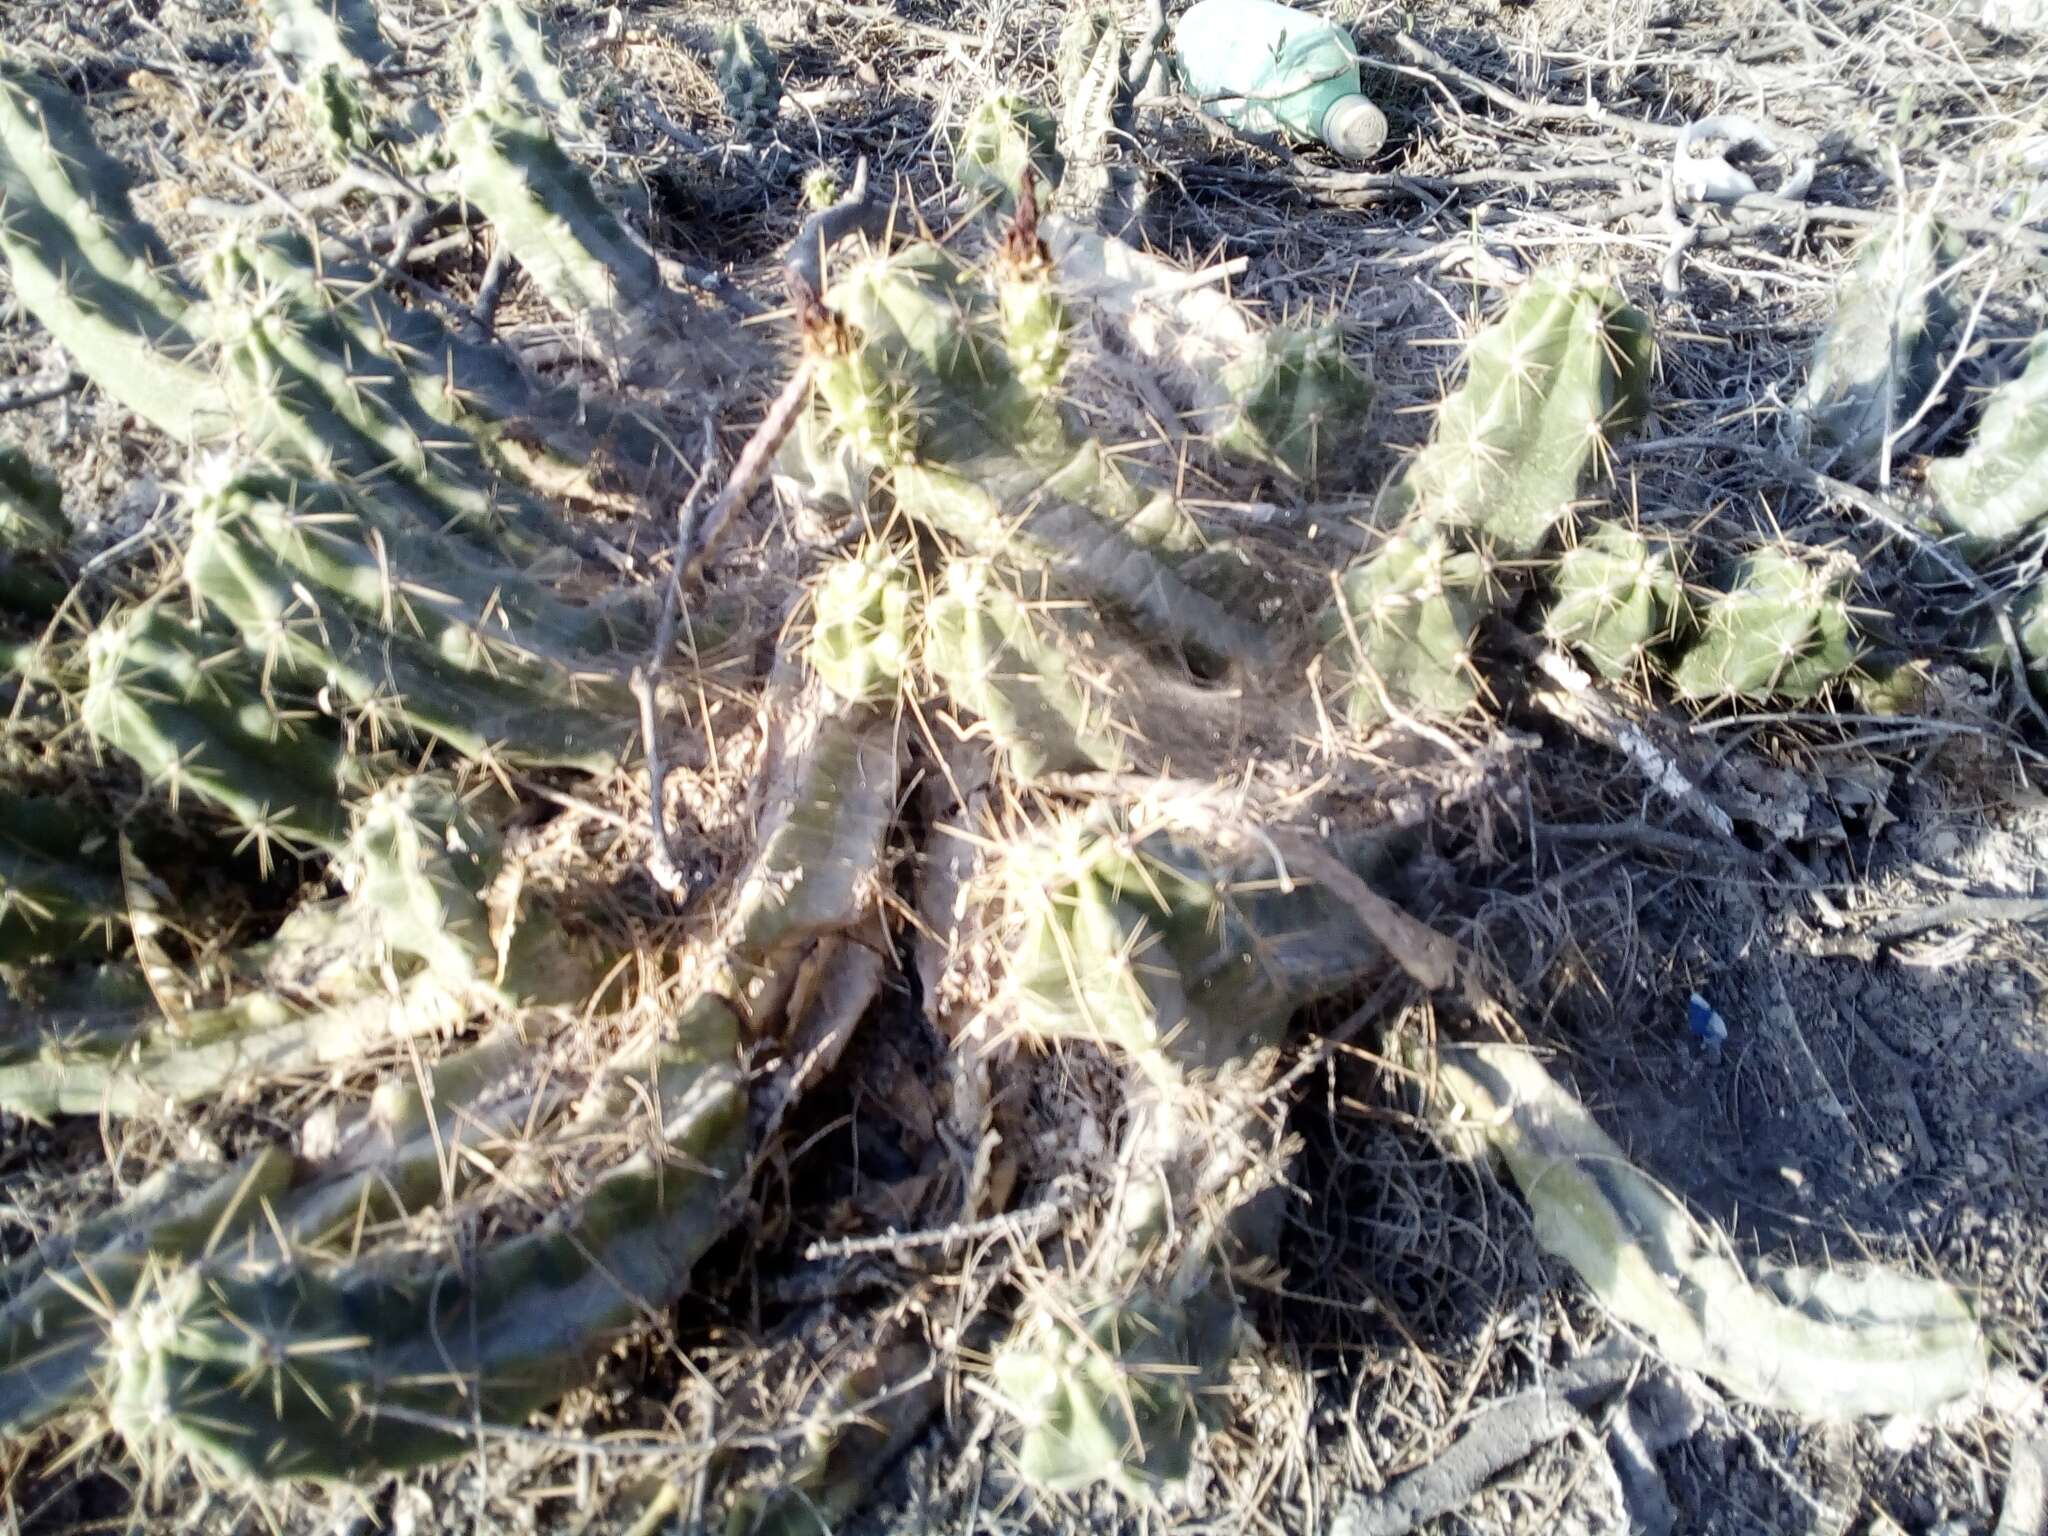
{"left": 1926, "top": 333, "right": 2048, "bottom": 552}
{"left": 712, "top": 20, "right": 781, "bottom": 137}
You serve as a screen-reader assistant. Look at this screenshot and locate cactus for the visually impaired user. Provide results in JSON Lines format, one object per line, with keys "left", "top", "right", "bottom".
{"left": 957, "top": 93, "right": 1065, "bottom": 213}
{"left": 0, "top": 444, "right": 64, "bottom": 554}
{"left": 808, "top": 544, "right": 917, "bottom": 706}
{"left": 258, "top": 0, "right": 394, "bottom": 160}
{"left": 0, "top": 64, "right": 227, "bottom": 438}
{"left": 1926, "top": 333, "right": 2048, "bottom": 552}
{"left": 712, "top": 20, "right": 781, "bottom": 137}
{"left": 991, "top": 175, "right": 1071, "bottom": 398}
{"left": 1320, "top": 531, "right": 1491, "bottom": 729}
{"left": 1670, "top": 547, "right": 1858, "bottom": 702}
{"left": 183, "top": 466, "right": 636, "bottom": 772}
{"left": 1003, "top": 812, "right": 1387, "bottom": 1075}
{"left": 991, "top": 1288, "right": 1236, "bottom": 1499}
{"left": 925, "top": 558, "right": 1126, "bottom": 779}
{"left": 450, "top": 98, "right": 663, "bottom": 322}
{"left": 725, "top": 694, "right": 901, "bottom": 974}
{"left": 82, "top": 601, "right": 360, "bottom": 855}
{"left": 0, "top": 1147, "right": 293, "bottom": 1435}
{"left": 1544, "top": 521, "right": 1689, "bottom": 681}
{"left": 0, "top": 793, "right": 126, "bottom": 963}
{"left": 472, "top": 0, "right": 589, "bottom": 140}
{"left": 0, "top": 776, "right": 567, "bottom": 1120}
{"left": 1391, "top": 271, "right": 1653, "bottom": 557}
{"left": 1215, "top": 326, "right": 1375, "bottom": 486}
{"left": 101, "top": 1002, "right": 743, "bottom": 1480}
{"left": 1792, "top": 211, "right": 1962, "bottom": 476}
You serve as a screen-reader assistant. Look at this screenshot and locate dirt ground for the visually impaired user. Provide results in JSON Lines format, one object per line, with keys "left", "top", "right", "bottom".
{"left": 3, "top": 0, "right": 2047, "bottom": 1532}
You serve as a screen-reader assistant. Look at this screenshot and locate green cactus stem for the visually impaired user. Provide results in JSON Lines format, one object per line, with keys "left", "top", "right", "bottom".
{"left": 712, "top": 20, "right": 781, "bottom": 137}
{"left": 1392, "top": 271, "right": 1653, "bottom": 557}
{"left": 0, "top": 1147, "right": 293, "bottom": 1435}
{"left": 1004, "top": 813, "right": 1387, "bottom": 1075}
{"left": 725, "top": 695, "right": 901, "bottom": 982}
{"left": 1320, "top": 532, "right": 1491, "bottom": 730}
{"left": 103, "top": 1002, "right": 745, "bottom": 1480}
{"left": 0, "top": 793, "right": 126, "bottom": 963}
{"left": 0, "top": 64, "right": 227, "bottom": 438}
{"left": 259, "top": 0, "right": 395, "bottom": 160}
{"left": 1433, "top": 1039, "right": 1987, "bottom": 1419}
{"left": 183, "top": 468, "right": 636, "bottom": 772}
{"left": 82, "top": 601, "right": 359, "bottom": 855}
{"left": 1543, "top": 521, "right": 1688, "bottom": 681}
{"left": 1792, "top": 211, "right": 1961, "bottom": 476}
{"left": 450, "top": 98, "right": 662, "bottom": 322}
{"left": 990, "top": 1288, "right": 1237, "bottom": 1499}
{"left": 1214, "top": 326, "right": 1375, "bottom": 486}
{"left": 1926, "top": 332, "right": 2048, "bottom": 553}
{"left": 1670, "top": 547, "right": 1858, "bottom": 702}
{"left": 957, "top": 92, "right": 1065, "bottom": 212}
{"left": 807, "top": 544, "right": 917, "bottom": 706}
{"left": 992, "top": 174, "right": 1071, "bottom": 398}
{"left": 0, "top": 445, "right": 65, "bottom": 554}
{"left": 471, "top": 0, "right": 589, "bottom": 140}
{"left": 924, "top": 558, "right": 1125, "bottom": 779}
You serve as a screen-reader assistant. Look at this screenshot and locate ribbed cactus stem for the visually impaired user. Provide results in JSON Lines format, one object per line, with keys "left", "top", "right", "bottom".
{"left": 1215, "top": 326, "right": 1375, "bottom": 486}
{"left": 925, "top": 558, "right": 1123, "bottom": 779}
{"left": 183, "top": 468, "right": 635, "bottom": 772}
{"left": 1544, "top": 521, "right": 1688, "bottom": 681}
{"left": 82, "top": 602, "right": 358, "bottom": 854}
{"left": 450, "top": 98, "right": 662, "bottom": 323}
{"left": 1320, "top": 532, "right": 1490, "bottom": 729}
{"left": 808, "top": 544, "right": 917, "bottom": 705}
{"left": 104, "top": 1006, "right": 745, "bottom": 1480}
{"left": 1793, "top": 210, "right": 1961, "bottom": 476}
{"left": 0, "top": 793, "right": 126, "bottom": 962}
{"left": 712, "top": 19, "right": 781, "bottom": 136}
{"left": 259, "top": 0, "right": 394, "bottom": 159}
{"left": 471, "top": 0, "right": 589, "bottom": 138}
{"left": 1671, "top": 547, "right": 1858, "bottom": 702}
{"left": 957, "top": 92, "right": 1065, "bottom": 212}
{"left": 0, "top": 64, "right": 226, "bottom": 437}
{"left": 1926, "top": 333, "right": 2048, "bottom": 553}
{"left": 0, "top": 1148, "right": 293, "bottom": 1436}
{"left": 0, "top": 445, "right": 65, "bottom": 554}
{"left": 992, "top": 173, "right": 1071, "bottom": 398}
{"left": 991, "top": 1288, "right": 1237, "bottom": 1499}
{"left": 1395, "top": 270, "right": 1653, "bottom": 556}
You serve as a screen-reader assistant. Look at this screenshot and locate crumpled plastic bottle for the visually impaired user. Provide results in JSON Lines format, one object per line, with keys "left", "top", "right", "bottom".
{"left": 1172, "top": 0, "right": 1388, "bottom": 160}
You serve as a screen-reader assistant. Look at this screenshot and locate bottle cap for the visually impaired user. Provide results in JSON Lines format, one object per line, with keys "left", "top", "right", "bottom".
{"left": 1320, "top": 94, "right": 1388, "bottom": 160}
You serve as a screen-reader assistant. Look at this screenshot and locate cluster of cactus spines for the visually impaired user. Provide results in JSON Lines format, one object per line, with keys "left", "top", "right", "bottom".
{"left": 1003, "top": 812, "right": 1390, "bottom": 1075}
{"left": 471, "top": 0, "right": 589, "bottom": 141}
{"left": 807, "top": 544, "right": 917, "bottom": 706}
{"left": 259, "top": 0, "right": 393, "bottom": 161}
{"left": 1391, "top": 271, "right": 1654, "bottom": 557}
{"left": 991, "top": 174, "right": 1072, "bottom": 398}
{"left": 81, "top": 601, "right": 361, "bottom": 857}
{"left": 0, "top": 64, "right": 226, "bottom": 438}
{"left": 712, "top": 19, "right": 782, "bottom": 139}
{"left": 990, "top": 1288, "right": 1236, "bottom": 1499}
{"left": 1543, "top": 521, "right": 1689, "bottom": 682}
{"left": 1792, "top": 210, "right": 1961, "bottom": 476}
{"left": 182, "top": 466, "right": 635, "bottom": 772}
{"left": 957, "top": 93, "right": 1066, "bottom": 213}
{"left": 0, "top": 1147, "right": 294, "bottom": 1436}
{"left": 0, "top": 792, "right": 126, "bottom": 963}
{"left": 1670, "top": 547, "right": 1858, "bottom": 702}
{"left": 1215, "top": 325, "right": 1376, "bottom": 487}
{"left": 103, "top": 1009, "right": 745, "bottom": 1480}
{"left": 1322, "top": 531, "right": 1492, "bottom": 728}
{"left": 925, "top": 558, "right": 1127, "bottom": 779}
{"left": 450, "top": 99, "right": 663, "bottom": 323}
{"left": 0, "top": 443, "right": 64, "bottom": 554}
{"left": 1926, "top": 332, "right": 2048, "bottom": 551}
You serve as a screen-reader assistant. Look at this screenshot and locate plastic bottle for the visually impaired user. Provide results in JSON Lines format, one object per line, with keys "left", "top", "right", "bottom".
{"left": 1172, "top": 0, "right": 1387, "bottom": 160}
